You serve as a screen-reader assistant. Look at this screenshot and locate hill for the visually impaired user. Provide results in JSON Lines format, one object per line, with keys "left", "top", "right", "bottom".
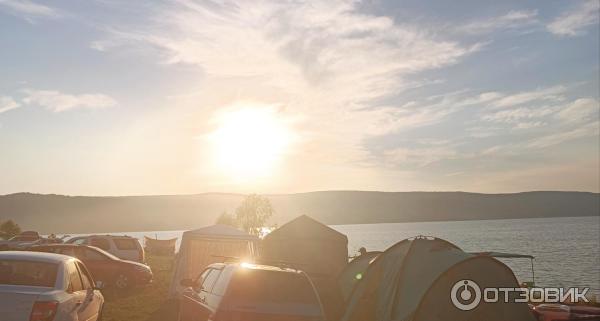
{"left": 0, "top": 191, "right": 598, "bottom": 234}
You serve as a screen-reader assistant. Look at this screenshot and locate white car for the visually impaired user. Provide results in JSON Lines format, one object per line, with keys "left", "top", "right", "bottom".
{"left": 0, "top": 251, "right": 104, "bottom": 321}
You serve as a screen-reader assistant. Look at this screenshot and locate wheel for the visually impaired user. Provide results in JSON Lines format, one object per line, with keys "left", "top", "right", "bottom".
{"left": 114, "top": 273, "right": 132, "bottom": 290}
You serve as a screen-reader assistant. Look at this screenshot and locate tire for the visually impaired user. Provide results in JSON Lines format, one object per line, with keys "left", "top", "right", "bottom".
{"left": 114, "top": 273, "right": 132, "bottom": 290}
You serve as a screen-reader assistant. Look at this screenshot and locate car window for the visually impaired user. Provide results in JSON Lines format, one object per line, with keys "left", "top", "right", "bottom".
{"left": 0, "top": 260, "right": 58, "bottom": 287}
{"left": 113, "top": 238, "right": 138, "bottom": 250}
{"left": 212, "top": 268, "right": 233, "bottom": 296}
{"left": 228, "top": 270, "right": 319, "bottom": 304}
{"left": 76, "top": 262, "right": 93, "bottom": 289}
{"left": 90, "top": 238, "right": 110, "bottom": 251}
{"left": 201, "top": 269, "right": 221, "bottom": 293}
{"left": 68, "top": 262, "right": 83, "bottom": 292}
{"left": 73, "top": 238, "right": 87, "bottom": 245}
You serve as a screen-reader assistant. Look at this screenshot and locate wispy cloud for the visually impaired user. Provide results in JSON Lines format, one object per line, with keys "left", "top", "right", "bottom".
{"left": 491, "top": 86, "right": 567, "bottom": 108}
{"left": 0, "top": 96, "right": 19, "bottom": 114}
{"left": 556, "top": 98, "right": 599, "bottom": 123}
{"left": 547, "top": 1, "right": 599, "bottom": 37}
{"left": 527, "top": 121, "right": 599, "bottom": 148}
{"left": 22, "top": 89, "right": 117, "bottom": 112}
{"left": 0, "top": 0, "right": 60, "bottom": 22}
{"left": 93, "top": 0, "right": 480, "bottom": 166}
{"left": 455, "top": 10, "right": 539, "bottom": 35}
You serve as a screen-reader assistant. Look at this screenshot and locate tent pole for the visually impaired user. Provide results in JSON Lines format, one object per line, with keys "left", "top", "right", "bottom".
{"left": 531, "top": 258, "right": 535, "bottom": 286}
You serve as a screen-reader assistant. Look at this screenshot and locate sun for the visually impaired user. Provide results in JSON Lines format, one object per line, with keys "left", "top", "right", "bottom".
{"left": 208, "top": 105, "right": 293, "bottom": 180}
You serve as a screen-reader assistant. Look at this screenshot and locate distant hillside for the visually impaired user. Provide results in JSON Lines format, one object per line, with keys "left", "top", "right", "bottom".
{"left": 0, "top": 191, "right": 598, "bottom": 234}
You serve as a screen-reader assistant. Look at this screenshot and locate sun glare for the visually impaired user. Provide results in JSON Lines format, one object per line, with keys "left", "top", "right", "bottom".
{"left": 208, "top": 105, "right": 293, "bottom": 181}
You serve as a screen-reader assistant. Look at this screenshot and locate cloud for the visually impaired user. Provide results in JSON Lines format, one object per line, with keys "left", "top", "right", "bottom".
{"left": 383, "top": 145, "right": 460, "bottom": 168}
{"left": 547, "top": 1, "right": 599, "bottom": 37}
{"left": 527, "top": 121, "right": 599, "bottom": 148}
{"left": 0, "top": 0, "right": 60, "bottom": 21}
{"left": 22, "top": 89, "right": 117, "bottom": 112}
{"left": 455, "top": 10, "right": 539, "bottom": 35}
{"left": 0, "top": 96, "right": 19, "bottom": 114}
{"left": 556, "top": 98, "right": 599, "bottom": 123}
{"left": 491, "top": 86, "right": 567, "bottom": 108}
{"left": 483, "top": 106, "right": 555, "bottom": 125}
{"left": 93, "top": 0, "right": 480, "bottom": 167}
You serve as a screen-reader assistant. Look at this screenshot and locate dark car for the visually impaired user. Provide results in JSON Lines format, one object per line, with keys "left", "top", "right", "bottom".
{"left": 30, "top": 244, "right": 152, "bottom": 290}
{"left": 178, "top": 262, "right": 326, "bottom": 321}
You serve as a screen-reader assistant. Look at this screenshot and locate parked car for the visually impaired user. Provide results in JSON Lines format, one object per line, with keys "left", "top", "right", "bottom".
{"left": 66, "top": 235, "right": 145, "bottom": 263}
{"left": 0, "top": 251, "right": 104, "bottom": 321}
{"left": 0, "top": 231, "right": 42, "bottom": 250}
{"left": 31, "top": 244, "right": 152, "bottom": 290}
{"left": 178, "top": 262, "right": 326, "bottom": 321}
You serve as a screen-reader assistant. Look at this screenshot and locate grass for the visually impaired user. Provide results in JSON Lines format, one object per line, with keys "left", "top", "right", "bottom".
{"left": 102, "top": 255, "right": 178, "bottom": 321}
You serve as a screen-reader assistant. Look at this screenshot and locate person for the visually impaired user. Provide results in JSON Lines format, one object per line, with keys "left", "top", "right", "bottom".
{"left": 358, "top": 247, "right": 367, "bottom": 256}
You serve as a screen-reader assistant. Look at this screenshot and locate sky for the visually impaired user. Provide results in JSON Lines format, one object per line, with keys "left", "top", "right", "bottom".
{"left": 0, "top": 0, "right": 599, "bottom": 196}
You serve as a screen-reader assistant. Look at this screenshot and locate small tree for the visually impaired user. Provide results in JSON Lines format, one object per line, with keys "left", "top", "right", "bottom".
{"left": 215, "top": 211, "right": 237, "bottom": 227}
{"left": 0, "top": 219, "right": 21, "bottom": 240}
{"left": 235, "top": 194, "right": 274, "bottom": 236}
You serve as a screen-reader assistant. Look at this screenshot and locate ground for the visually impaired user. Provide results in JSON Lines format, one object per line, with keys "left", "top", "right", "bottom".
{"left": 102, "top": 255, "right": 178, "bottom": 321}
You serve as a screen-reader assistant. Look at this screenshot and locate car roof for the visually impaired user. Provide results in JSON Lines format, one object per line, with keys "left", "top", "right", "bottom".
{"left": 209, "top": 262, "right": 300, "bottom": 273}
{"left": 0, "top": 251, "right": 75, "bottom": 263}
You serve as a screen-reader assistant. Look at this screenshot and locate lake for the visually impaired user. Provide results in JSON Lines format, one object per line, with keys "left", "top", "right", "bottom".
{"left": 94, "top": 216, "right": 600, "bottom": 297}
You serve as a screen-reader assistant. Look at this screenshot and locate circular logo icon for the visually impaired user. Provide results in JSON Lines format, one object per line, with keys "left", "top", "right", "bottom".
{"left": 451, "top": 279, "right": 482, "bottom": 311}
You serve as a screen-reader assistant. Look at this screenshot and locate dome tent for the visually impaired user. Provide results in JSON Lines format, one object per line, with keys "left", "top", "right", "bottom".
{"left": 338, "top": 251, "right": 382, "bottom": 302}
{"left": 168, "top": 224, "right": 258, "bottom": 297}
{"left": 340, "top": 236, "right": 536, "bottom": 321}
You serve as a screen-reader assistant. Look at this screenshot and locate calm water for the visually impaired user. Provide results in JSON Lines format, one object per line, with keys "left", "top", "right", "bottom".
{"left": 94, "top": 216, "right": 600, "bottom": 296}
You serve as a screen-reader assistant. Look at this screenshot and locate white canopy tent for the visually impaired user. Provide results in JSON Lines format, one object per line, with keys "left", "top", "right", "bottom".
{"left": 168, "top": 224, "right": 258, "bottom": 297}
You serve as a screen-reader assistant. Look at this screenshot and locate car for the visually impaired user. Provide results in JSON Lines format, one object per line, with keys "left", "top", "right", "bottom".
{"left": 66, "top": 235, "right": 145, "bottom": 263}
{"left": 30, "top": 244, "right": 153, "bottom": 290}
{"left": 0, "top": 251, "right": 104, "bottom": 321}
{"left": 178, "top": 262, "right": 326, "bottom": 321}
{"left": 0, "top": 231, "right": 42, "bottom": 250}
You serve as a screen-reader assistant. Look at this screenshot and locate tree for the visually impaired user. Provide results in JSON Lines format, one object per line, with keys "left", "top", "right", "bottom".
{"left": 215, "top": 211, "right": 237, "bottom": 227}
{"left": 0, "top": 219, "right": 21, "bottom": 240}
{"left": 235, "top": 194, "right": 274, "bottom": 236}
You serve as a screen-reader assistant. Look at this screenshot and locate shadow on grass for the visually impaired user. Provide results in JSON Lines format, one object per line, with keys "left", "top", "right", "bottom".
{"left": 144, "top": 299, "right": 179, "bottom": 321}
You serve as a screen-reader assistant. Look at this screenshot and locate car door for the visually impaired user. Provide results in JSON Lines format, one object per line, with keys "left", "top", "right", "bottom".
{"left": 75, "top": 247, "right": 116, "bottom": 286}
{"left": 75, "top": 261, "right": 102, "bottom": 321}
{"left": 181, "top": 268, "right": 219, "bottom": 321}
{"left": 65, "top": 261, "right": 90, "bottom": 320}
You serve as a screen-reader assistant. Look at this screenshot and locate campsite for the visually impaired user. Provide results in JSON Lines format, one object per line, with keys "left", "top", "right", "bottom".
{"left": 3, "top": 214, "right": 598, "bottom": 321}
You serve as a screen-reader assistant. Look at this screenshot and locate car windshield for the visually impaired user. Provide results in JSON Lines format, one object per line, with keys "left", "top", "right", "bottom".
{"left": 227, "top": 269, "right": 319, "bottom": 305}
{"left": 0, "top": 260, "right": 58, "bottom": 287}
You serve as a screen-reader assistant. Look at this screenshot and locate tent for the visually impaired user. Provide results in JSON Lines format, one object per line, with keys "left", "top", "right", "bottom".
{"left": 261, "top": 215, "right": 348, "bottom": 277}
{"left": 340, "top": 236, "right": 536, "bottom": 321}
{"left": 338, "top": 251, "right": 382, "bottom": 302}
{"left": 168, "top": 224, "right": 258, "bottom": 297}
{"left": 261, "top": 215, "right": 349, "bottom": 321}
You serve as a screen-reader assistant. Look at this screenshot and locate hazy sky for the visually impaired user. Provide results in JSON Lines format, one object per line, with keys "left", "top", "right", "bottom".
{"left": 0, "top": 0, "right": 599, "bottom": 196}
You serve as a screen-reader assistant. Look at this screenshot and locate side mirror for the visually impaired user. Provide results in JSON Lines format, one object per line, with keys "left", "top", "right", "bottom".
{"left": 94, "top": 281, "right": 105, "bottom": 290}
{"left": 180, "top": 278, "right": 195, "bottom": 287}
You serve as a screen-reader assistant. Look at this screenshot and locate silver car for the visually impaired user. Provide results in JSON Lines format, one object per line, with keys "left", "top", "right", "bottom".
{"left": 0, "top": 251, "right": 104, "bottom": 321}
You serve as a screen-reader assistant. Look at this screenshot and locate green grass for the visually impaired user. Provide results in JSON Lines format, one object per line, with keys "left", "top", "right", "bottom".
{"left": 102, "top": 255, "right": 178, "bottom": 321}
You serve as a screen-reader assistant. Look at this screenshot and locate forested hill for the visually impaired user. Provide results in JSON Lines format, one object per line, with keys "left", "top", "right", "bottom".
{"left": 0, "top": 191, "right": 598, "bottom": 234}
